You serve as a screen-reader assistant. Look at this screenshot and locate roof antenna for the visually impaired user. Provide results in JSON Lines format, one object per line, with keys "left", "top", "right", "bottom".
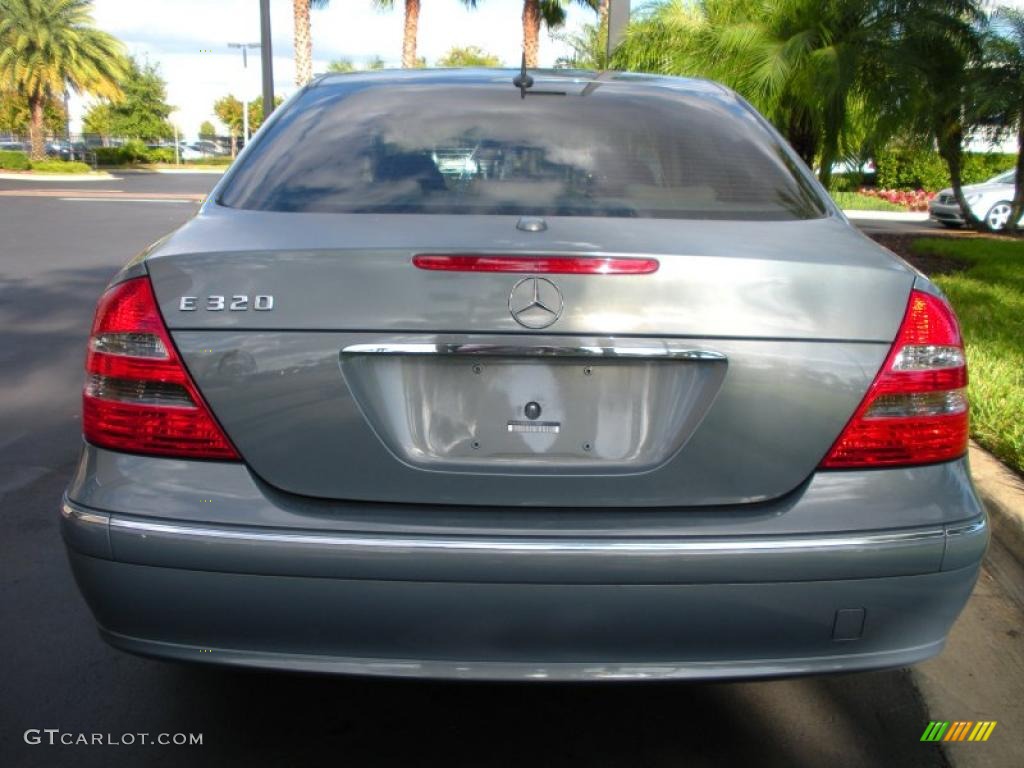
{"left": 512, "top": 53, "right": 533, "bottom": 99}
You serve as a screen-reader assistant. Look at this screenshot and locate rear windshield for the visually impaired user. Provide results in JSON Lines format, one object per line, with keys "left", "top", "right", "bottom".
{"left": 219, "top": 78, "right": 827, "bottom": 220}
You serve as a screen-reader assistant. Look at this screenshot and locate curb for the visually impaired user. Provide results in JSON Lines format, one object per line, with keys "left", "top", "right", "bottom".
{"left": 842, "top": 209, "right": 930, "bottom": 221}
{"left": 113, "top": 167, "right": 227, "bottom": 175}
{"left": 969, "top": 442, "right": 1024, "bottom": 564}
{"left": 0, "top": 171, "right": 116, "bottom": 181}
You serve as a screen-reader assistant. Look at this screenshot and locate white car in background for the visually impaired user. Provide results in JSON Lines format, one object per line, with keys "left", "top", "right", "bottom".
{"left": 177, "top": 144, "right": 204, "bottom": 161}
{"left": 928, "top": 170, "right": 1021, "bottom": 230}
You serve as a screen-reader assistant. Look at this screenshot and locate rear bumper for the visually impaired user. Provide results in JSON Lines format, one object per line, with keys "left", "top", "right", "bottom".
{"left": 62, "top": 494, "right": 988, "bottom": 680}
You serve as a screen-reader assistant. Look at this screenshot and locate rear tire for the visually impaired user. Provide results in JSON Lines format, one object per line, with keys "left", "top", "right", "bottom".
{"left": 984, "top": 201, "right": 1013, "bottom": 232}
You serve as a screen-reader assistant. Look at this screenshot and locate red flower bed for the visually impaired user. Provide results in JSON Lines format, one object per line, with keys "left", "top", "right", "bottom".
{"left": 859, "top": 187, "right": 936, "bottom": 212}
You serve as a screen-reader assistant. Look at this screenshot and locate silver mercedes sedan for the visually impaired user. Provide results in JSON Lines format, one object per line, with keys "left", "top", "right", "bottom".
{"left": 62, "top": 69, "right": 987, "bottom": 681}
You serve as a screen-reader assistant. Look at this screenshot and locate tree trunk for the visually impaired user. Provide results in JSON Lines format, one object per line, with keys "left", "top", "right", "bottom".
{"left": 293, "top": 0, "right": 313, "bottom": 86}
{"left": 786, "top": 109, "right": 817, "bottom": 168}
{"left": 598, "top": 0, "right": 610, "bottom": 67}
{"left": 817, "top": 156, "right": 833, "bottom": 191}
{"left": 1006, "top": 112, "right": 1024, "bottom": 234}
{"left": 28, "top": 96, "right": 46, "bottom": 162}
{"left": 402, "top": 0, "right": 421, "bottom": 69}
{"left": 937, "top": 126, "right": 981, "bottom": 230}
{"left": 523, "top": 0, "right": 541, "bottom": 68}
{"left": 818, "top": 132, "right": 839, "bottom": 190}
{"left": 230, "top": 132, "right": 237, "bottom": 158}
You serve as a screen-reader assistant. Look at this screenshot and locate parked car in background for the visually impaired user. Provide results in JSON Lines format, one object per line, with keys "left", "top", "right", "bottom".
{"left": 63, "top": 69, "right": 987, "bottom": 681}
{"left": 192, "top": 139, "right": 229, "bottom": 157}
{"left": 46, "top": 140, "right": 81, "bottom": 161}
{"left": 178, "top": 144, "right": 204, "bottom": 161}
{"left": 830, "top": 158, "right": 877, "bottom": 181}
{"left": 929, "top": 170, "right": 1021, "bottom": 230}
{"left": 0, "top": 140, "right": 26, "bottom": 152}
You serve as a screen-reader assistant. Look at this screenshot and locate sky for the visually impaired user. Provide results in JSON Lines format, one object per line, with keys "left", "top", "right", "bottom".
{"left": 70, "top": 0, "right": 593, "bottom": 137}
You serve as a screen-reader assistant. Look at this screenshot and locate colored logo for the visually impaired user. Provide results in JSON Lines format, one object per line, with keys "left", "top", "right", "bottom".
{"left": 921, "top": 721, "right": 997, "bottom": 742}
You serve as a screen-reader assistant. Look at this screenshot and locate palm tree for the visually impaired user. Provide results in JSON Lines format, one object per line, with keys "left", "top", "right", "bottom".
{"left": 374, "top": 1, "right": 480, "bottom": 69}
{"left": 613, "top": 0, "right": 981, "bottom": 189}
{"left": 371, "top": 0, "right": 422, "bottom": 69}
{"left": 522, "top": 0, "right": 598, "bottom": 68}
{"left": 294, "top": 0, "right": 330, "bottom": 86}
{"left": 553, "top": 22, "right": 608, "bottom": 69}
{"left": 0, "top": 0, "right": 125, "bottom": 161}
{"left": 893, "top": 1, "right": 986, "bottom": 227}
{"left": 981, "top": 6, "right": 1024, "bottom": 231}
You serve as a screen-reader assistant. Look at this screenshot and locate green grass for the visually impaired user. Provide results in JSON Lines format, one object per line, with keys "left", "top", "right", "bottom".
{"left": 28, "top": 159, "right": 92, "bottom": 174}
{"left": 184, "top": 156, "right": 232, "bottom": 166}
{"left": 913, "top": 237, "right": 1024, "bottom": 474}
{"left": 140, "top": 160, "right": 231, "bottom": 169}
{"left": 831, "top": 191, "right": 906, "bottom": 212}
{"left": 98, "top": 158, "right": 233, "bottom": 170}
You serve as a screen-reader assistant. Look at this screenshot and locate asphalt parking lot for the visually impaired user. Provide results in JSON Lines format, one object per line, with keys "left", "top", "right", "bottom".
{"left": 1, "top": 172, "right": 1021, "bottom": 768}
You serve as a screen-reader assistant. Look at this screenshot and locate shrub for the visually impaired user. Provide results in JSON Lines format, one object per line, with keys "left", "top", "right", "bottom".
{"left": 875, "top": 147, "right": 949, "bottom": 191}
{"left": 0, "top": 150, "right": 31, "bottom": 170}
{"left": 145, "top": 147, "right": 175, "bottom": 164}
{"left": 93, "top": 146, "right": 125, "bottom": 165}
{"left": 29, "top": 159, "right": 92, "bottom": 174}
{"left": 828, "top": 173, "right": 864, "bottom": 193}
{"left": 94, "top": 141, "right": 198, "bottom": 165}
{"left": 962, "top": 153, "right": 1016, "bottom": 185}
{"left": 876, "top": 147, "right": 1018, "bottom": 191}
{"left": 93, "top": 139, "right": 153, "bottom": 165}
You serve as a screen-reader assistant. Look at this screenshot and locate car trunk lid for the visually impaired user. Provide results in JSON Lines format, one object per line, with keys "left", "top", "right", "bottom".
{"left": 148, "top": 209, "right": 912, "bottom": 507}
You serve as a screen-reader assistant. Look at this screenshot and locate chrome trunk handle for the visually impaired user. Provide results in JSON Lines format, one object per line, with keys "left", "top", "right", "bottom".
{"left": 342, "top": 343, "right": 726, "bottom": 361}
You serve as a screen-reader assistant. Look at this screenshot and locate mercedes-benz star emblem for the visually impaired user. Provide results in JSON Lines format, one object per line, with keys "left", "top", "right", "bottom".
{"left": 508, "top": 276, "right": 563, "bottom": 329}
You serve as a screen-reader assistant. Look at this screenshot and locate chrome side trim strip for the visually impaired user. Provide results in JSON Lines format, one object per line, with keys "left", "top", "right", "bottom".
{"left": 342, "top": 342, "right": 726, "bottom": 361}
{"left": 940, "top": 515, "right": 988, "bottom": 571}
{"left": 61, "top": 500, "right": 112, "bottom": 559}
{"left": 945, "top": 518, "right": 987, "bottom": 538}
{"left": 61, "top": 501, "right": 110, "bottom": 528}
{"left": 107, "top": 516, "right": 944, "bottom": 556}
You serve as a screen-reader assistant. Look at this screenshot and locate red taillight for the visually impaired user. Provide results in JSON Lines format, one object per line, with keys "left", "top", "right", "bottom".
{"left": 820, "top": 289, "right": 968, "bottom": 468}
{"left": 412, "top": 254, "right": 660, "bottom": 274}
{"left": 82, "top": 277, "right": 239, "bottom": 460}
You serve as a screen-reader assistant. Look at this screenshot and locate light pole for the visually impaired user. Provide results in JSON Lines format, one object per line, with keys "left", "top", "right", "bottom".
{"left": 259, "top": 0, "right": 274, "bottom": 122}
{"left": 606, "top": 0, "right": 631, "bottom": 61}
{"left": 228, "top": 42, "right": 260, "bottom": 145}
{"left": 169, "top": 107, "right": 181, "bottom": 165}
{"left": 63, "top": 89, "right": 72, "bottom": 160}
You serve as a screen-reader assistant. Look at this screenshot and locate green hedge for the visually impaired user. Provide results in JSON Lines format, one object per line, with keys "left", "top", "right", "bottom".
{"left": 146, "top": 147, "right": 176, "bottom": 164}
{"left": 0, "top": 150, "right": 31, "bottom": 170}
{"left": 876, "top": 147, "right": 1016, "bottom": 191}
{"left": 94, "top": 139, "right": 150, "bottom": 165}
{"left": 0, "top": 151, "right": 92, "bottom": 173}
{"left": 93, "top": 142, "right": 233, "bottom": 166}
{"left": 94, "top": 141, "right": 198, "bottom": 166}
{"left": 963, "top": 153, "right": 1017, "bottom": 185}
